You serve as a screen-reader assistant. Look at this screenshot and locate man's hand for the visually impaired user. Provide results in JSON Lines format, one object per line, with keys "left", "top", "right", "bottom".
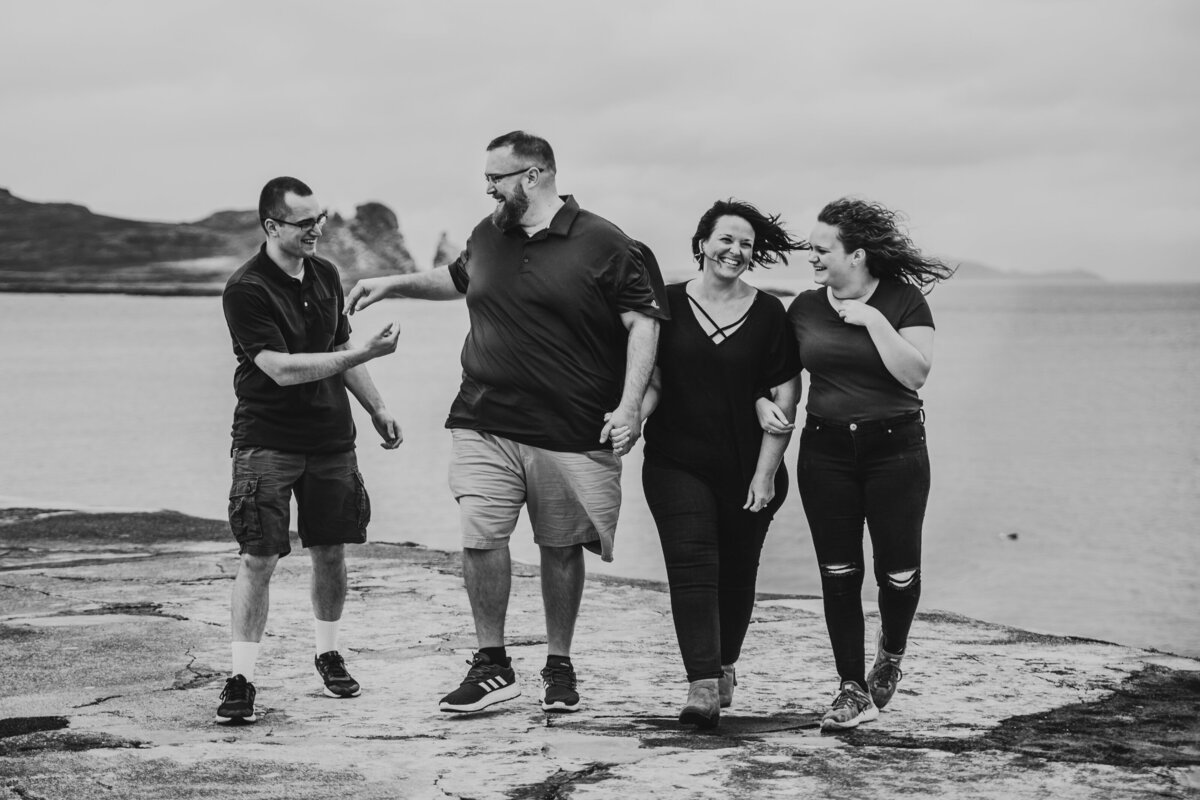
{"left": 346, "top": 277, "right": 398, "bottom": 316}
{"left": 600, "top": 406, "right": 642, "bottom": 457}
{"left": 371, "top": 409, "right": 403, "bottom": 449}
{"left": 364, "top": 322, "right": 401, "bottom": 359}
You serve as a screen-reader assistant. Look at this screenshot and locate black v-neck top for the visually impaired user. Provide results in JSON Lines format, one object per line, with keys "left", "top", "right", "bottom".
{"left": 643, "top": 281, "right": 801, "bottom": 500}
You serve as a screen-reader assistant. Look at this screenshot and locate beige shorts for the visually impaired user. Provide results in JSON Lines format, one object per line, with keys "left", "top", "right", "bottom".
{"left": 448, "top": 428, "right": 622, "bottom": 562}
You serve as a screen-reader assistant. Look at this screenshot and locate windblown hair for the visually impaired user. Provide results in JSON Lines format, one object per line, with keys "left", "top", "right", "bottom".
{"left": 818, "top": 198, "right": 955, "bottom": 290}
{"left": 691, "top": 199, "right": 806, "bottom": 270}
{"left": 487, "top": 130, "right": 557, "bottom": 173}
{"left": 258, "top": 176, "right": 313, "bottom": 232}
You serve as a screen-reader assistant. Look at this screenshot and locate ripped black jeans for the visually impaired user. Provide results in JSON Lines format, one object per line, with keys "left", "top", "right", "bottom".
{"left": 797, "top": 412, "right": 930, "bottom": 689}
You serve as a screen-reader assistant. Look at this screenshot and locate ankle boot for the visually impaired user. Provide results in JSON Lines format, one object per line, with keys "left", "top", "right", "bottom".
{"left": 718, "top": 664, "right": 737, "bottom": 708}
{"left": 679, "top": 678, "right": 720, "bottom": 728}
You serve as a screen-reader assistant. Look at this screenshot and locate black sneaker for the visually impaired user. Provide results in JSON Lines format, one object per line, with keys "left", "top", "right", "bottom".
{"left": 540, "top": 660, "right": 580, "bottom": 713}
{"left": 215, "top": 674, "right": 257, "bottom": 725}
{"left": 315, "top": 650, "right": 361, "bottom": 698}
{"left": 438, "top": 652, "right": 521, "bottom": 713}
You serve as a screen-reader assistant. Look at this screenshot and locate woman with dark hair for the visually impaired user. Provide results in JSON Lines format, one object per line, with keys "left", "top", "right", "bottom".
{"left": 759, "top": 197, "right": 954, "bottom": 732}
{"left": 628, "top": 199, "right": 805, "bottom": 728}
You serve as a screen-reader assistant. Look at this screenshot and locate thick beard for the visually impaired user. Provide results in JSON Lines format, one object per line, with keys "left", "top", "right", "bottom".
{"left": 490, "top": 183, "right": 530, "bottom": 231}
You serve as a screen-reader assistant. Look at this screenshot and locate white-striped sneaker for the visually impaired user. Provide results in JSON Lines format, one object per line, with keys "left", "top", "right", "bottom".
{"left": 438, "top": 652, "right": 521, "bottom": 713}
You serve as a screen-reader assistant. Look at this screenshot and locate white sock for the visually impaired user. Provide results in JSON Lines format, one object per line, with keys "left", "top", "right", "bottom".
{"left": 231, "top": 641, "right": 259, "bottom": 683}
{"left": 315, "top": 619, "right": 340, "bottom": 656}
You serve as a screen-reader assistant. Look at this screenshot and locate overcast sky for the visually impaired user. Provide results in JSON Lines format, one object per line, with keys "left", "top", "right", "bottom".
{"left": 2, "top": 0, "right": 1197, "bottom": 281}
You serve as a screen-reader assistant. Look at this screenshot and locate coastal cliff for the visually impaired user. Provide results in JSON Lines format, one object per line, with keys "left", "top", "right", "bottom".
{"left": 1, "top": 507, "right": 1195, "bottom": 799}
{"left": 0, "top": 188, "right": 418, "bottom": 295}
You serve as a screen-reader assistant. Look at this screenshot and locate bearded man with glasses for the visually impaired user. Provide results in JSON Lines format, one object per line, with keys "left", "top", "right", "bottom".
{"left": 215, "top": 176, "right": 403, "bottom": 725}
{"left": 347, "top": 130, "right": 667, "bottom": 715}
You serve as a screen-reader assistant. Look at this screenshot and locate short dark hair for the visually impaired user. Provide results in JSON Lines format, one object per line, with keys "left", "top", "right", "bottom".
{"left": 691, "top": 199, "right": 806, "bottom": 270}
{"left": 817, "top": 197, "right": 955, "bottom": 290}
{"left": 486, "top": 130, "right": 556, "bottom": 173}
{"left": 259, "top": 176, "right": 313, "bottom": 232}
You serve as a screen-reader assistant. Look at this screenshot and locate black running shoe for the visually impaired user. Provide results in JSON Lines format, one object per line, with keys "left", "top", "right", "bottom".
{"left": 540, "top": 660, "right": 581, "bottom": 712}
{"left": 438, "top": 652, "right": 521, "bottom": 713}
{"left": 315, "top": 650, "right": 361, "bottom": 698}
{"left": 215, "top": 674, "right": 257, "bottom": 725}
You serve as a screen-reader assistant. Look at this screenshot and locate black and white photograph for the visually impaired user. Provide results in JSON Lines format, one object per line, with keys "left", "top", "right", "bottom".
{"left": 1, "top": 1, "right": 1197, "bottom": 797}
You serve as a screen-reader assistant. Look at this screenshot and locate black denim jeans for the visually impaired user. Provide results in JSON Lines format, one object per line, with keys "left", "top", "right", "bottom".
{"left": 797, "top": 412, "right": 930, "bottom": 688}
{"left": 642, "top": 458, "right": 787, "bottom": 682}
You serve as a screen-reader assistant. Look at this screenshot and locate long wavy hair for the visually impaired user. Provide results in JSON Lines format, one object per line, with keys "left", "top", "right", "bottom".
{"left": 692, "top": 199, "right": 807, "bottom": 270}
{"left": 818, "top": 198, "right": 955, "bottom": 290}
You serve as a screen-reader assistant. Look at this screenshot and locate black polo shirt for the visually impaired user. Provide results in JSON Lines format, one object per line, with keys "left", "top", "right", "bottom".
{"left": 445, "top": 196, "right": 669, "bottom": 452}
{"left": 222, "top": 245, "right": 356, "bottom": 453}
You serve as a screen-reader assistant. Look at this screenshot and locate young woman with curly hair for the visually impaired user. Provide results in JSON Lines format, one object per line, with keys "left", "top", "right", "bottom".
{"left": 759, "top": 197, "right": 954, "bottom": 731}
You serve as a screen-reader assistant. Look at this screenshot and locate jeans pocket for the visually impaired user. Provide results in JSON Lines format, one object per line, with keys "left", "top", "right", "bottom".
{"left": 352, "top": 470, "right": 371, "bottom": 531}
{"left": 892, "top": 422, "right": 927, "bottom": 450}
{"left": 228, "top": 476, "right": 263, "bottom": 544}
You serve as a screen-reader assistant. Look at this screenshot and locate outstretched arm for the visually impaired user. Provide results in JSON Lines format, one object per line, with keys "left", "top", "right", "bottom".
{"left": 346, "top": 267, "right": 462, "bottom": 315}
{"left": 599, "top": 310, "right": 659, "bottom": 453}
{"left": 253, "top": 322, "right": 400, "bottom": 387}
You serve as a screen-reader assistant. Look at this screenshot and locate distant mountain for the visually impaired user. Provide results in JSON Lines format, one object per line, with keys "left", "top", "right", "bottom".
{"left": 951, "top": 259, "right": 1102, "bottom": 282}
{"left": 0, "top": 188, "right": 419, "bottom": 295}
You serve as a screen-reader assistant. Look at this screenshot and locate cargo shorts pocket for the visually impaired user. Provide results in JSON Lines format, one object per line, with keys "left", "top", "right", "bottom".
{"left": 228, "top": 476, "right": 263, "bottom": 544}
{"left": 353, "top": 470, "right": 371, "bottom": 531}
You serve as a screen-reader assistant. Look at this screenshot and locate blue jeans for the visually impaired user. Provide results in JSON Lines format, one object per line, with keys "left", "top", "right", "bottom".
{"left": 797, "top": 412, "right": 929, "bottom": 688}
{"left": 642, "top": 458, "right": 787, "bottom": 682}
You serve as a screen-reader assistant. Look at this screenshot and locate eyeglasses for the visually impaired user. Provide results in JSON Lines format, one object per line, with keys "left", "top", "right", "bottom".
{"left": 270, "top": 212, "right": 329, "bottom": 232}
{"left": 484, "top": 166, "right": 539, "bottom": 185}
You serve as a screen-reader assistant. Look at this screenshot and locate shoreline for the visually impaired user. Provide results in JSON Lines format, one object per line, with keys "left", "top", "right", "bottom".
{"left": 0, "top": 497, "right": 1187, "bottom": 661}
{"left": 2, "top": 507, "right": 1198, "bottom": 798}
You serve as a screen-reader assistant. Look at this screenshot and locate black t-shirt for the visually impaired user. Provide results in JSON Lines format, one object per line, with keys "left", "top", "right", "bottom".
{"left": 444, "top": 196, "right": 668, "bottom": 452}
{"left": 222, "top": 246, "right": 356, "bottom": 453}
{"left": 787, "top": 279, "right": 934, "bottom": 421}
{"left": 643, "top": 282, "right": 801, "bottom": 500}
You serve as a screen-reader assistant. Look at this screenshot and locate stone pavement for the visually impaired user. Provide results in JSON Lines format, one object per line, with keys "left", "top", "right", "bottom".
{"left": 1, "top": 509, "right": 1198, "bottom": 799}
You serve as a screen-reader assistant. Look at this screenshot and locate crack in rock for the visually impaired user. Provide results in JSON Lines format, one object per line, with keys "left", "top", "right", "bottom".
{"left": 172, "top": 649, "right": 223, "bottom": 690}
{"left": 506, "top": 763, "right": 615, "bottom": 800}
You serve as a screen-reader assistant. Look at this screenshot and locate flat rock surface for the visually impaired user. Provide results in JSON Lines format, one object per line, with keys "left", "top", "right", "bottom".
{"left": 1, "top": 509, "right": 1197, "bottom": 799}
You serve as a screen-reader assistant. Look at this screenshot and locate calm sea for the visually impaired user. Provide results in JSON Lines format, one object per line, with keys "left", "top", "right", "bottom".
{"left": 1, "top": 281, "right": 1197, "bottom": 657}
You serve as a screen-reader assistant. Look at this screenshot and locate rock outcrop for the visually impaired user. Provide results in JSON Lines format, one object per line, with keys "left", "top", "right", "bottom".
{"left": 0, "top": 507, "right": 1195, "bottom": 799}
{"left": 432, "top": 231, "right": 463, "bottom": 268}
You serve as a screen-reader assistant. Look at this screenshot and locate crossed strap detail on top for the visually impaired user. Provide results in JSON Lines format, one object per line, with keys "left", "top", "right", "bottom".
{"left": 687, "top": 294, "right": 751, "bottom": 343}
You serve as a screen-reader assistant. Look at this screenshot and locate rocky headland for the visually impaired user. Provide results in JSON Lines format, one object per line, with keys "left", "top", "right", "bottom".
{"left": 1, "top": 507, "right": 1196, "bottom": 799}
{"left": 0, "top": 188, "right": 423, "bottom": 295}
{"left": 0, "top": 187, "right": 1099, "bottom": 296}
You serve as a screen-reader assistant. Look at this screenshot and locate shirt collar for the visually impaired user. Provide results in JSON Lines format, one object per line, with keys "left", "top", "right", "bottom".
{"left": 252, "top": 243, "right": 308, "bottom": 286}
{"left": 545, "top": 195, "right": 580, "bottom": 237}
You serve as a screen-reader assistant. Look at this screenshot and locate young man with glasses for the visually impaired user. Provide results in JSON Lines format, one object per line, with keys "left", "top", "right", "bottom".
{"left": 216, "top": 176, "right": 403, "bottom": 725}
{"left": 347, "top": 131, "right": 667, "bottom": 714}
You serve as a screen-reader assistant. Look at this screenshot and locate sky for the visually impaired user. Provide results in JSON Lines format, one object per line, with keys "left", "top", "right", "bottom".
{"left": 2, "top": 0, "right": 1197, "bottom": 281}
